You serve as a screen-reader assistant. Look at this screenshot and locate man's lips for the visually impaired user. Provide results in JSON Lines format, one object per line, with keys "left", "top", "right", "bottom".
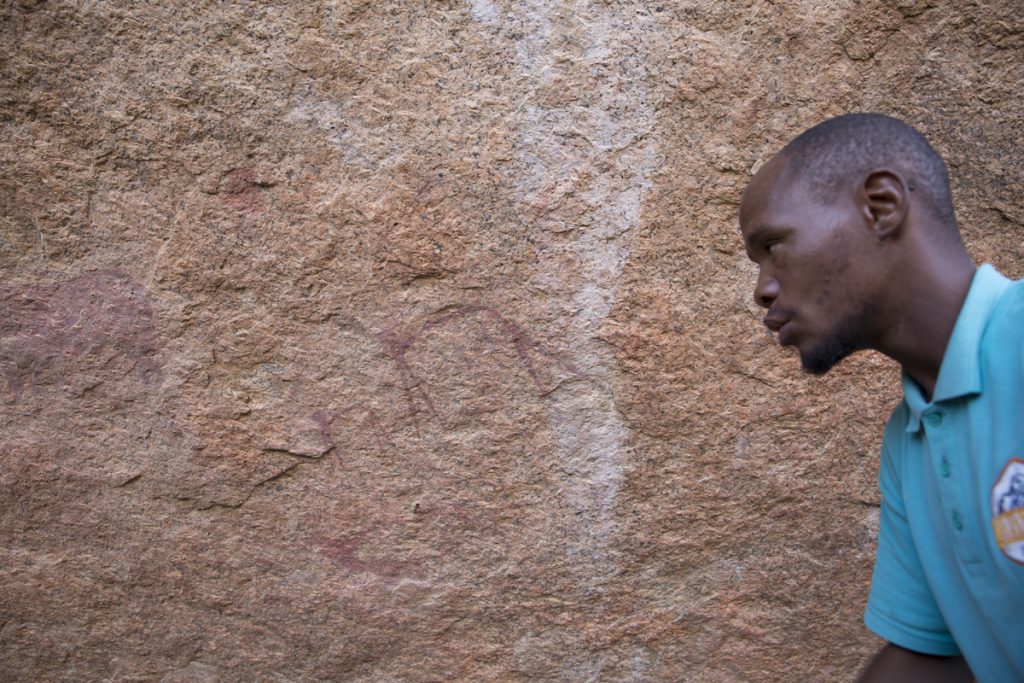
{"left": 777, "top": 321, "right": 794, "bottom": 346}
{"left": 763, "top": 314, "right": 793, "bottom": 345}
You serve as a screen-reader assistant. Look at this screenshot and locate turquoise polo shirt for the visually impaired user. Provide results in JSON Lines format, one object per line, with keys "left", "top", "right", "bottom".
{"left": 864, "top": 264, "right": 1024, "bottom": 683}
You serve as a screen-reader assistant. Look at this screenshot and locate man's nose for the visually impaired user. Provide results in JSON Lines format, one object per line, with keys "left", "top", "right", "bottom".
{"left": 754, "top": 269, "right": 778, "bottom": 309}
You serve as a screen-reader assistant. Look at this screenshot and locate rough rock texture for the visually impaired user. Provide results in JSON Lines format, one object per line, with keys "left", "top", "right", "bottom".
{"left": 2, "top": 1, "right": 1022, "bottom": 681}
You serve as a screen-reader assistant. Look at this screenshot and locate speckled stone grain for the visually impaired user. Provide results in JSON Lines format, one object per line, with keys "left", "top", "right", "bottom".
{"left": 1, "top": 1, "right": 1022, "bottom": 681}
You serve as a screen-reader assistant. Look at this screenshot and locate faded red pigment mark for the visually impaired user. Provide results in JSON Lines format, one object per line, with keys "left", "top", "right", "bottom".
{"left": 331, "top": 405, "right": 388, "bottom": 453}
{"left": 310, "top": 409, "right": 334, "bottom": 448}
{"left": 376, "top": 326, "right": 438, "bottom": 421}
{"left": 376, "top": 305, "right": 583, "bottom": 422}
{"left": 0, "top": 270, "right": 162, "bottom": 399}
{"left": 309, "top": 503, "right": 482, "bottom": 585}
{"left": 221, "top": 167, "right": 268, "bottom": 214}
{"left": 310, "top": 529, "right": 426, "bottom": 585}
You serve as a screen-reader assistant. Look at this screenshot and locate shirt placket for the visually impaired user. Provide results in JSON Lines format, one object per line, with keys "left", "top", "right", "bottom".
{"left": 922, "top": 406, "right": 983, "bottom": 570}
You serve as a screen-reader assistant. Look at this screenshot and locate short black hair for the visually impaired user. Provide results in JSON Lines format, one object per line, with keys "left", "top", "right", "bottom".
{"left": 782, "top": 113, "right": 958, "bottom": 233}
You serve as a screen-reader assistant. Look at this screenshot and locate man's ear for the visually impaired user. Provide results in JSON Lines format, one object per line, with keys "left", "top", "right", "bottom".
{"left": 860, "top": 170, "right": 908, "bottom": 241}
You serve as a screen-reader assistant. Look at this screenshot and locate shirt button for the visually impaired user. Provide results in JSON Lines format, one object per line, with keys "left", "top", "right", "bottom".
{"left": 926, "top": 412, "right": 943, "bottom": 427}
{"left": 940, "top": 458, "right": 950, "bottom": 477}
{"left": 951, "top": 511, "right": 963, "bottom": 531}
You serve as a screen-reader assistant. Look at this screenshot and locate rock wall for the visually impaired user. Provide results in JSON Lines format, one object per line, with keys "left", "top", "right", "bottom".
{"left": 2, "top": 1, "right": 1022, "bottom": 680}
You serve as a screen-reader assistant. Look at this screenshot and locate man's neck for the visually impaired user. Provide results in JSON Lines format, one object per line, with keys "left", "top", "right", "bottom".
{"left": 881, "top": 257, "right": 976, "bottom": 402}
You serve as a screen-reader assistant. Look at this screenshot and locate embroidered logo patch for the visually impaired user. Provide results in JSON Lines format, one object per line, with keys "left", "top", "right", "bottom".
{"left": 992, "top": 457, "right": 1024, "bottom": 565}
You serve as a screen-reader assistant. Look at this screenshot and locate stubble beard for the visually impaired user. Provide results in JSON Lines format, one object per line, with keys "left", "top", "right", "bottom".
{"left": 799, "top": 302, "right": 878, "bottom": 376}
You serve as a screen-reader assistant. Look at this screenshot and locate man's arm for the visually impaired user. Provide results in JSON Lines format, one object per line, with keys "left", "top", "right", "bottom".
{"left": 857, "top": 643, "right": 973, "bottom": 683}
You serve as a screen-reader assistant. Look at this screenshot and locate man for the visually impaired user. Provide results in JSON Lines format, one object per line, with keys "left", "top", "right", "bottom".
{"left": 738, "top": 113, "right": 1024, "bottom": 682}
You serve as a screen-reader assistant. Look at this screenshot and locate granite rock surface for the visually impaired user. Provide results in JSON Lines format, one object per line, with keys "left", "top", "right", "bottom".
{"left": 2, "top": 1, "right": 1022, "bottom": 681}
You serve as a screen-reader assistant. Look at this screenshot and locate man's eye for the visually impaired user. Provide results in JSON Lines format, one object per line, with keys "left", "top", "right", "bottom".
{"left": 765, "top": 241, "right": 779, "bottom": 254}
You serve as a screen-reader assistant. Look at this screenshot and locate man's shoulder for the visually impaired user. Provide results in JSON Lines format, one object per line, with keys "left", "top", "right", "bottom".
{"left": 986, "top": 273, "right": 1024, "bottom": 333}
{"left": 980, "top": 273, "right": 1024, "bottom": 391}
{"left": 1000, "top": 273, "right": 1024, "bottom": 298}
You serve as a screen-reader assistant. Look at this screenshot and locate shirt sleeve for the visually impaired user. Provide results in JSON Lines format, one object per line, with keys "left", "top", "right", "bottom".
{"left": 864, "top": 425, "right": 961, "bottom": 656}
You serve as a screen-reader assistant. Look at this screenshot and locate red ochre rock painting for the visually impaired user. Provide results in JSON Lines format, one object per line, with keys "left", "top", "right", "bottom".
{"left": 0, "top": 270, "right": 162, "bottom": 400}
{"left": 376, "top": 305, "right": 583, "bottom": 424}
{"left": 309, "top": 502, "right": 481, "bottom": 586}
{"left": 221, "top": 167, "right": 269, "bottom": 214}
{"left": 311, "top": 529, "right": 428, "bottom": 586}
{"left": 304, "top": 308, "right": 578, "bottom": 587}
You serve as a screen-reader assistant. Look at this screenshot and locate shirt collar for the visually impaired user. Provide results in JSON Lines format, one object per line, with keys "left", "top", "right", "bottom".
{"left": 901, "top": 264, "right": 1011, "bottom": 433}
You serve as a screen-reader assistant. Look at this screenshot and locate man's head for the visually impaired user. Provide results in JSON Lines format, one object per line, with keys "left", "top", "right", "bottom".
{"left": 739, "top": 113, "right": 961, "bottom": 374}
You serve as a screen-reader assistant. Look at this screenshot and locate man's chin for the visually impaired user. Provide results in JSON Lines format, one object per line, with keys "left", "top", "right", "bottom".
{"left": 799, "top": 342, "right": 857, "bottom": 376}
{"left": 796, "top": 307, "right": 874, "bottom": 376}
{"left": 800, "top": 356, "right": 834, "bottom": 376}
